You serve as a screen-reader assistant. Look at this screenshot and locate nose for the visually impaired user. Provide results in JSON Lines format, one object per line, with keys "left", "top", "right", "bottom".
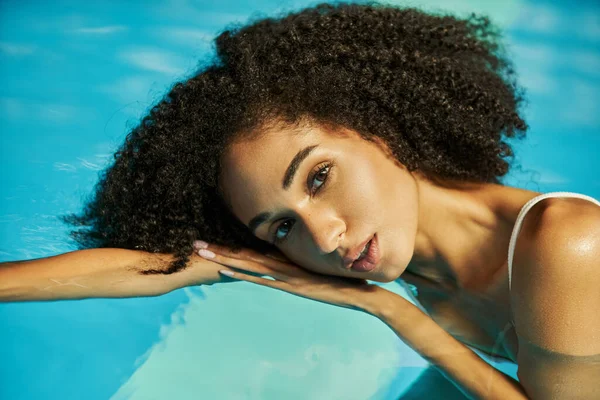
{"left": 299, "top": 207, "right": 345, "bottom": 255}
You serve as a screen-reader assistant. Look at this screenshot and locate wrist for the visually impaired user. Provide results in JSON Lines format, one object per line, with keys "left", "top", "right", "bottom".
{"left": 358, "top": 286, "right": 400, "bottom": 319}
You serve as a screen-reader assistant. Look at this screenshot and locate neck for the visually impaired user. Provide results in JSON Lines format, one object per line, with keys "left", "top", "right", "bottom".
{"left": 406, "top": 174, "right": 540, "bottom": 292}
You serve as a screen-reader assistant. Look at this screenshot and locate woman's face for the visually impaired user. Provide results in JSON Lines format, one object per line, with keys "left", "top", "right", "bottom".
{"left": 220, "top": 121, "right": 419, "bottom": 282}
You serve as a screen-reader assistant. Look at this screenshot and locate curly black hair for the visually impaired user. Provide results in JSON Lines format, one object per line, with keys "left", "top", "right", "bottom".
{"left": 62, "top": 2, "right": 528, "bottom": 275}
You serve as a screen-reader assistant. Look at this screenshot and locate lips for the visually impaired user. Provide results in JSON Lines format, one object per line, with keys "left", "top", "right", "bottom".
{"left": 350, "top": 234, "right": 380, "bottom": 272}
{"left": 343, "top": 235, "right": 374, "bottom": 269}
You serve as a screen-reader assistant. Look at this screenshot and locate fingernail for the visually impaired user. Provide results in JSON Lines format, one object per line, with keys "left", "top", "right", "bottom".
{"left": 219, "top": 270, "right": 235, "bottom": 277}
{"left": 198, "top": 249, "right": 215, "bottom": 258}
{"left": 193, "top": 240, "right": 209, "bottom": 249}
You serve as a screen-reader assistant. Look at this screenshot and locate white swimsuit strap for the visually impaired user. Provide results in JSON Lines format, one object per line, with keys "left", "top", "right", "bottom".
{"left": 507, "top": 191, "right": 600, "bottom": 292}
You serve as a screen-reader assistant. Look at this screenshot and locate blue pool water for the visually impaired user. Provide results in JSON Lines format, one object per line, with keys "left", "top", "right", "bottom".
{"left": 1, "top": 0, "right": 599, "bottom": 399}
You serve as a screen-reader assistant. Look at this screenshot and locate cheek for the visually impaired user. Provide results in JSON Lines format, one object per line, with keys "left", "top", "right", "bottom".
{"left": 336, "top": 160, "right": 383, "bottom": 210}
{"left": 279, "top": 246, "right": 305, "bottom": 265}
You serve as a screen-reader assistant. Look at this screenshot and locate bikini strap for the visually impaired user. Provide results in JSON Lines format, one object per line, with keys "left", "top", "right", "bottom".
{"left": 507, "top": 191, "right": 600, "bottom": 292}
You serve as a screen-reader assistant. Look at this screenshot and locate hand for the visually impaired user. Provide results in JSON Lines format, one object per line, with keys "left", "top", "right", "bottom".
{"left": 193, "top": 240, "right": 389, "bottom": 312}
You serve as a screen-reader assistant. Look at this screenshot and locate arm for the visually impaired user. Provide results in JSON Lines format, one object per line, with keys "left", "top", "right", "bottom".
{"left": 363, "top": 291, "right": 529, "bottom": 400}
{"left": 510, "top": 199, "right": 600, "bottom": 399}
{"left": 191, "top": 243, "right": 527, "bottom": 398}
{"left": 0, "top": 248, "right": 223, "bottom": 302}
{"left": 363, "top": 199, "right": 600, "bottom": 400}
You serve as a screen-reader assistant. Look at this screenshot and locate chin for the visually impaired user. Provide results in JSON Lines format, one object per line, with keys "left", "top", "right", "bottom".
{"left": 370, "top": 276, "right": 396, "bottom": 283}
{"left": 369, "top": 267, "right": 402, "bottom": 283}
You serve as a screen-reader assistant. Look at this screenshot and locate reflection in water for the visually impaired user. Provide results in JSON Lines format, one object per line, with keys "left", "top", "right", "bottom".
{"left": 111, "top": 284, "right": 430, "bottom": 399}
{"left": 399, "top": 366, "right": 468, "bottom": 400}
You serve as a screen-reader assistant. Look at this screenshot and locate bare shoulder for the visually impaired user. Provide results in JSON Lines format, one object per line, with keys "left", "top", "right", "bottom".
{"left": 511, "top": 194, "right": 600, "bottom": 310}
{"left": 510, "top": 195, "right": 600, "bottom": 319}
{"left": 511, "top": 196, "right": 600, "bottom": 342}
{"left": 510, "top": 195, "right": 600, "bottom": 396}
{"left": 510, "top": 196, "right": 600, "bottom": 394}
{"left": 513, "top": 195, "right": 600, "bottom": 281}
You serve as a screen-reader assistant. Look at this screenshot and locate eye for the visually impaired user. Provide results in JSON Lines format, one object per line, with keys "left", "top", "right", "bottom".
{"left": 272, "top": 162, "right": 333, "bottom": 245}
{"left": 310, "top": 163, "right": 331, "bottom": 194}
{"left": 273, "top": 219, "right": 294, "bottom": 244}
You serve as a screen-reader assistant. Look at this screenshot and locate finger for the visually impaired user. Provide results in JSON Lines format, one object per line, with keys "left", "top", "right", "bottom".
{"left": 201, "top": 243, "right": 300, "bottom": 275}
{"left": 198, "top": 249, "right": 290, "bottom": 282}
{"left": 218, "top": 269, "right": 291, "bottom": 291}
{"left": 264, "top": 251, "right": 290, "bottom": 263}
{"left": 198, "top": 242, "right": 263, "bottom": 261}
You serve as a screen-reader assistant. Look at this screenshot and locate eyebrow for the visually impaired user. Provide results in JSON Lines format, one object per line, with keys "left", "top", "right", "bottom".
{"left": 248, "top": 144, "right": 319, "bottom": 235}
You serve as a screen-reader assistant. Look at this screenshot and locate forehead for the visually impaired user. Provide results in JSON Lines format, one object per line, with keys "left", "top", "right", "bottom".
{"left": 219, "top": 123, "right": 352, "bottom": 226}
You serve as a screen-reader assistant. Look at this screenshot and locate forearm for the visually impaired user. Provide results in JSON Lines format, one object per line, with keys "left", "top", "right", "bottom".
{"left": 362, "top": 291, "right": 529, "bottom": 400}
{"left": 0, "top": 249, "right": 189, "bottom": 302}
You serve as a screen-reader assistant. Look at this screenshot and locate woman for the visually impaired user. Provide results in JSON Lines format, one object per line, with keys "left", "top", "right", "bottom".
{"left": 1, "top": 3, "right": 599, "bottom": 398}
